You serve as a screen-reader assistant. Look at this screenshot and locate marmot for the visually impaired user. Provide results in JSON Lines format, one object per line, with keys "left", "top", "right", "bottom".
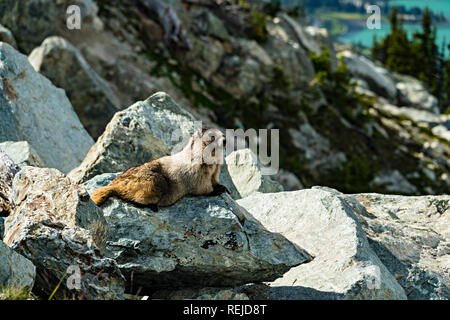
{"left": 90, "top": 127, "right": 228, "bottom": 211}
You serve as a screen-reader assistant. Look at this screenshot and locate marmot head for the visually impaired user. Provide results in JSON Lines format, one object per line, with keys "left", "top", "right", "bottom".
{"left": 200, "top": 126, "right": 225, "bottom": 148}
{"left": 188, "top": 127, "right": 225, "bottom": 165}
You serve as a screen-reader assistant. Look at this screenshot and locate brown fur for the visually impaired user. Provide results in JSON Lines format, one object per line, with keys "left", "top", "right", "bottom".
{"left": 91, "top": 127, "right": 225, "bottom": 207}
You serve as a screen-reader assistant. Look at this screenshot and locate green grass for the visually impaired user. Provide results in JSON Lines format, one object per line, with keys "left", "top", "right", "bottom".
{"left": 0, "top": 286, "right": 34, "bottom": 300}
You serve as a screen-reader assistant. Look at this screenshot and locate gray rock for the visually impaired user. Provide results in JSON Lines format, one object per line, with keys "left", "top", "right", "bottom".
{"left": 371, "top": 170, "right": 418, "bottom": 194}
{"left": 0, "top": 241, "right": 35, "bottom": 291}
{"left": 4, "top": 167, "right": 125, "bottom": 300}
{"left": 264, "top": 21, "right": 315, "bottom": 85}
{"left": 374, "top": 102, "right": 441, "bottom": 126}
{"left": 352, "top": 193, "right": 450, "bottom": 300}
{"left": 394, "top": 74, "right": 440, "bottom": 115}
{"left": 222, "top": 149, "right": 283, "bottom": 199}
{"left": 279, "top": 13, "right": 321, "bottom": 55}
{"left": 237, "top": 188, "right": 407, "bottom": 300}
{"left": 239, "top": 39, "right": 274, "bottom": 67}
{"left": 0, "top": 0, "right": 57, "bottom": 53}
{"left": 0, "top": 24, "right": 17, "bottom": 48}
{"left": 432, "top": 125, "right": 450, "bottom": 142}
{"left": 201, "top": 16, "right": 318, "bottom": 108}
{"left": 0, "top": 43, "right": 94, "bottom": 173}
{"left": 274, "top": 169, "right": 304, "bottom": 191}
{"left": 211, "top": 55, "right": 265, "bottom": 100}
{"left": 185, "top": 36, "right": 225, "bottom": 80}
{"left": 29, "top": 36, "right": 121, "bottom": 140}
{"left": 0, "top": 0, "right": 103, "bottom": 53}
{"left": 305, "top": 26, "right": 335, "bottom": 56}
{"left": 0, "top": 141, "right": 44, "bottom": 167}
{"left": 289, "top": 123, "right": 347, "bottom": 174}
{"left": 83, "top": 173, "right": 312, "bottom": 291}
{"left": 0, "top": 149, "right": 18, "bottom": 216}
{"left": 193, "top": 10, "right": 230, "bottom": 41}
{"left": 442, "top": 115, "right": 450, "bottom": 130}
{"left": 339, "top": 50, "right": 397, "bottom": 102}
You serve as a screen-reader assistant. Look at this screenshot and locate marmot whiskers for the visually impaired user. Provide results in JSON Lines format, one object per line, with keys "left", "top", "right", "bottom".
{"left": 90, "top": 127, "right": 228, "bottom": 211}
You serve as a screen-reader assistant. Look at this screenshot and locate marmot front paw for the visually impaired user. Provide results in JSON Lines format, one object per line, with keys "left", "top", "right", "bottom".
{"left": 209, "top": 184, "right": 230, "bottom": 196}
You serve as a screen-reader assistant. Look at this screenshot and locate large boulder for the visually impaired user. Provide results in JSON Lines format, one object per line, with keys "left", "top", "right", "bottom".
{"left": 29, "top": 36, "right": 121, "bottom": 140}
{"left": 83, "top": 173, "right": 312, "bottom": 292}
{"left": 0, "top": 141, "right": 44, "bottom": 168}
{"left": 352, "top": 193, "right": 450, "bottom": 300}
{"left": 339, "top": 50, "right": 397, "bottom": 102}
{"left": 0, "top": 43, "right": 94, "bottom": 173}
{"left": 3, "top": 167, "right": 125, "bottom": 300}
{"left": 237, "top": 188, "right": 407, "bottom": 300}
{"left": 0, "top": 241, "right": 35, "bottom": 291}
{"left": 68, "top": 92, "right": 194, "bottom": 183}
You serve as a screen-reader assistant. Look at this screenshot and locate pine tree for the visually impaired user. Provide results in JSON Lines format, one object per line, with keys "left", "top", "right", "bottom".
{"left": 372, "top": 6, "right": 444, "bottom": 109}
{"left": 443, "top": 45, "right": 450, "bottom": 112}
{"left": 371, "top": 7, "right": 413, "bottom": 70}
{"left": 413, "top": 8, "right": 439, "bottom": 93}
{"left": 434, "top": 39, "right": 447, "bottom": 109}
{"left": 384, "top": 8, "right": 415, "bottom": 75}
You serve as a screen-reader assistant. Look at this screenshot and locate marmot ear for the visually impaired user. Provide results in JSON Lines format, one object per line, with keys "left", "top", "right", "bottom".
{"left": 201, "top": 126, "right": 211, "bottom": 134}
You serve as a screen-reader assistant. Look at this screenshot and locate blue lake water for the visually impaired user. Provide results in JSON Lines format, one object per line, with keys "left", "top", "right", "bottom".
{"left": 339, "top": 0, "right": 450, "bottom": 56}
{"left": 390, "top": 0, "right": 450, "bottom": 17}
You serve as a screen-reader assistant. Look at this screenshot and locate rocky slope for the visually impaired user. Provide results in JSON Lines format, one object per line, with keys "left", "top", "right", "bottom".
{"left": 1, "top": 85, "right": 448, "bottom": 299}
{"left": 0, "top": 0, "right": 448, "bottom": 300}
{"left": 1, "top": 0, "right": 449, "bottom": 194}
